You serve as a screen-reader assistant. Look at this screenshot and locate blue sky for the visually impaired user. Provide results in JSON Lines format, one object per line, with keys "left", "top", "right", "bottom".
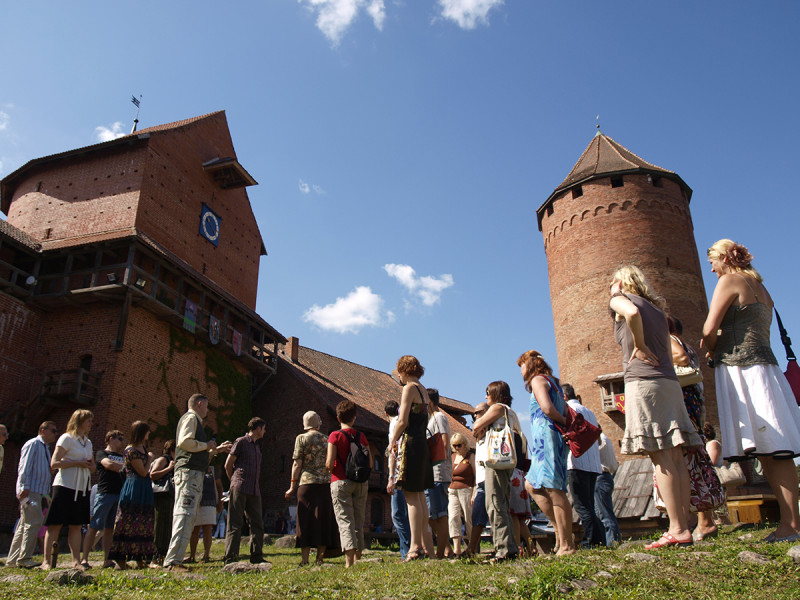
{"left": 1, "top": 1, "right": 799, "bottom": 423}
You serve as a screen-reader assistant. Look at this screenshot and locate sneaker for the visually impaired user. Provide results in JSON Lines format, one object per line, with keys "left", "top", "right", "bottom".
{"left": 18, "top": 559, "right": 42, "bottom": 569}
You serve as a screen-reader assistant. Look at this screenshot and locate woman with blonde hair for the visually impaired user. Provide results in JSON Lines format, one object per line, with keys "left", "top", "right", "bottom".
{"left": 388, "top": 355, "right": 435, "bottom": 561}
{"left": 516, "top": 352, "right": 574, "bottom": 556}
{"left": 43, "top": 409, "right": 96, "bottom": 570}
{"left": 609, "top": 265, "right": 701, "bottom": 548}
{"left": 447, "top": 432, "right": 474, "bottom": 557}
{"left": 702, "top": 240, "right": 800, "bottom": 542}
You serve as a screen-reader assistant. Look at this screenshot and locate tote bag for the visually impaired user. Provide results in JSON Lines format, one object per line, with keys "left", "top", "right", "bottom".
{"left": 484, "top": 406, "right": 516, "bottom": 470}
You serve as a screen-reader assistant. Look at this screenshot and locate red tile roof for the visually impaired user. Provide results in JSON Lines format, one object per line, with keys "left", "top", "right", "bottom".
{"left": 537, "top": 132, "right": 693, "bottom": 226}
{"left": 278, "top": 343, "right": 475, "bottom": 438}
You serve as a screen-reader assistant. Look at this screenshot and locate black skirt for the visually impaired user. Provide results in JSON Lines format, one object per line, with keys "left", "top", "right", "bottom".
{"left": 295, "top": 483, "right": 339, "bottom": 549}
{"left": 44, "top": 485, "right": 90, "bottom": 526}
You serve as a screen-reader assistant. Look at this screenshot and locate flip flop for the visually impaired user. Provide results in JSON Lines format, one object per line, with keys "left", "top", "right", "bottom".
{"left": 645, "top": 532, "right": 693, "bottom": 549}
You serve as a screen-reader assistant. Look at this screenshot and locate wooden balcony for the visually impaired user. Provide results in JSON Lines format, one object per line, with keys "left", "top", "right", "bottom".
{"left": 40, "top": 368, "right": 102, "bottom": 406}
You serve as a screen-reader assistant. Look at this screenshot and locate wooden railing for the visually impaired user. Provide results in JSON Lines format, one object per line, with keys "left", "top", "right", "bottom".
{"left": 40, "top": 368, "right": 102, "bottom": 406}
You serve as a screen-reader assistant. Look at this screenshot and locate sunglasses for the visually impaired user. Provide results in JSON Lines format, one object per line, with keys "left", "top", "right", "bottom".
{"left": 452, "top": 443, "right": 463, "bottom": 448}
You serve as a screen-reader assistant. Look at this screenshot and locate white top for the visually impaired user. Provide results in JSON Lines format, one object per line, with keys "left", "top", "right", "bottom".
{"left": 597, "top": 433, "right": 619, "bottom": 474}
{"left": 566, "top": 400, "right": 602, "bottom": 474}
{"left": 474, "top": 436, "right": 487, "bottom": 484}
{"left": 52, "top": 432, "right": 93, "bottom": 493}
{"left": 428, "top": 411, "right": 452, "bottom": 482}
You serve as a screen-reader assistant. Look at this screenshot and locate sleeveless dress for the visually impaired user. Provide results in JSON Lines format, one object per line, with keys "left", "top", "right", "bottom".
{"left": 714, "top": 301, "right": 800, "bottom": 461}
{"left": 109, "top": 447, "right": 156, "bottom": 563}
{"left": 396, "top": 389, "right": 434, "bottom": 492}
{"left": 526, "top": 375, "right": 569, "bottom": 492}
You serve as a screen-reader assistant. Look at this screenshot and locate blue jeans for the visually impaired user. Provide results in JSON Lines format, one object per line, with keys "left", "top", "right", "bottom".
{"left": 391, "top": 488, "right": 411, "bottom": 558}
{"left": 567, "top": 470, "right": 606, "bottom": 547}
{"left": 594, "top": 472, "right": 621, "bottom": 546}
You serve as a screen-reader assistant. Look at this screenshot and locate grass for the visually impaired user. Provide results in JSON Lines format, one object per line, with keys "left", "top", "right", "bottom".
{"left": 2, "top": 525, "right": 799, "bottom": 599}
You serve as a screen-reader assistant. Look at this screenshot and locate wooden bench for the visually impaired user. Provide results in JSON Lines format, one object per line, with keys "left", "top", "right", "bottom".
{"left": 726, "top": 492, "right": 779, "bottom": 524}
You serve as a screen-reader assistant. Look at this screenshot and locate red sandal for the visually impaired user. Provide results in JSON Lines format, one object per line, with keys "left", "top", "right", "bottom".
{"left": 645, "top": 532, "right": 693, "bottom": 549}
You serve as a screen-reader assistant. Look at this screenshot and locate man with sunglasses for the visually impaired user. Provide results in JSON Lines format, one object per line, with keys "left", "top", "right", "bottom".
{"left": 81, "top": 430, "right": 125, "bottom": 568}
{"left": 6, "top": 421, "right": 58, "bottom": 568}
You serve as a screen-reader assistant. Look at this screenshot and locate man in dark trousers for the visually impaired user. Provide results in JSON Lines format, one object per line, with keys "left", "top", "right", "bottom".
{"left": 224, "top": 417, "right": 266, "bottom": 564}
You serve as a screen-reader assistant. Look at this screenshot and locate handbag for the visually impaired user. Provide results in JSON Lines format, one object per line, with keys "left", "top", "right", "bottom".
{"left": 151, "top": 475, "right": 174, "bottom": 495}
{"left": 674, "top": 364, "right": 703, "bottom": 387}
{"left": 714, "top": 461, "right": 746, "bottom": 488}
{"left": 775, "top": 308, "right": 800, "bottom": 406}
{"left": 484, "top": 406, "right": 516, "bottom": 470}
{"left": 427, "top": 429, "right": 447, "bottom": 466}
{"left": 545, "top": 376, "right": 602, "bottom": 458}
{"left": 672, "top": 336, "right": 703, "bottom": 387}
{"left": 653, "top": 446, "right": 725, "bottom": 513}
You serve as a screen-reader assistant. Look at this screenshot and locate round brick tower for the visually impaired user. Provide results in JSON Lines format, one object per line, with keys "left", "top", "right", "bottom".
{"left": 537, "top": 132, "right": 714, "bottom": 445}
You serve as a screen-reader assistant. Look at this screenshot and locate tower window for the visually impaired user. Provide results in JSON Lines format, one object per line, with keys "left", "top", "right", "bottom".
{"left": 651, "top": 175, "right": 663, "bottom": 188}
{"left": 572, "top": 186, "right": 583, "bottom": 199}
{"left": 610, "top": 176, "right": 624, "bottom": 188}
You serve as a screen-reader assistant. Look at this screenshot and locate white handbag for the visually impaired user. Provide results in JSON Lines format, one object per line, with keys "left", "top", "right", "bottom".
{"left": 484, "top": 407, "right": 516, "bottom": 470}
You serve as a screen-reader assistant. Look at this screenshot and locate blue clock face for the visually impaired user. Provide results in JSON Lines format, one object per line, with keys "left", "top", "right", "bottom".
{"left": 202, "top": 211, "right": 219, "bottom": 240}
{"left": 199, "top": 204, "right": 221, "bottom": 246}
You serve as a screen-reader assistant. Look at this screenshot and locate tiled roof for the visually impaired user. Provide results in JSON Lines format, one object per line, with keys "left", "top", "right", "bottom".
{"left": 40, "top": 227, "right": 138, "bottom": 250}
{"left": 537, "top": 133, "right": 693, "bottom": 223}
{"left": 555, "top": 133, "right": 676, "bottom": 193}
{"left": 0, "top": 218, "right": 41, "bottom": 250}
{"left": 279, "top": 344, "right": 475, "bottom": 438}
{"left": 129, "top": 111, "right": 225, "bottom": 136}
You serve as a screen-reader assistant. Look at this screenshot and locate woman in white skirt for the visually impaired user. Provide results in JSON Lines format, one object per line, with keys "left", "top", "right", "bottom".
{"left": 702, "top": 239, "right": 800, "bottom": 542}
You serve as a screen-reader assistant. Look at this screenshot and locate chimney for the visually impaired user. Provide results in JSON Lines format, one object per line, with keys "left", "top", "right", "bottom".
{"left": 287, "top": 336, "right": 299, "bottom": 362}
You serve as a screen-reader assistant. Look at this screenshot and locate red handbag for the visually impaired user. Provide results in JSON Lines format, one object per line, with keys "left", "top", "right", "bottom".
{"left": 775, "top": 309, "right": 800, "bottom": 406}
{"left": 544, "top": 375, "right": 603, "bottom": 458}
{"left": 555, "top": 405, "right": 603, "bottom": 458}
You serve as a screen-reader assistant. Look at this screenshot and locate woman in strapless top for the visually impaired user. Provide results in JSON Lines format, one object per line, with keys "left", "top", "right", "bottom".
{"left": 702, "top": 239, "right": 800, "bottom": 543}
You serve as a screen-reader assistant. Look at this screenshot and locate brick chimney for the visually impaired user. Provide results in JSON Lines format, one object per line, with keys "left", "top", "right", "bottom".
{"left": 286, "top": 336, "right": 299, "bottom": 362}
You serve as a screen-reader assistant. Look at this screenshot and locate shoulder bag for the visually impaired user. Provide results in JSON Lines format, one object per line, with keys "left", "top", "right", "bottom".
{"left": 545, "top": 375, "right": 602, "bottom": 458}
{"left": 484, "top": 406, "right": 516, "bottom": 470}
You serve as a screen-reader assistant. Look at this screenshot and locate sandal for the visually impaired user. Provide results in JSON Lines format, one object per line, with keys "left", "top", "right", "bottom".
{"left": 80, "top": 561, "right": 90, "bottom": 570}
{"left": 403, "top": 552, "right": 427, "bottom": 562}
{"left": 645, "top": 532, "right": 693, "bottom": 549}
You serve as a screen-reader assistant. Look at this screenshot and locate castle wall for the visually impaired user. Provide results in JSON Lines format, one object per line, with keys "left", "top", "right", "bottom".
{"left": 541, "top": 174, "right": 714, "bottom": 454}
{"left": 136, "top": 114, "right": 263, "bottom": 309}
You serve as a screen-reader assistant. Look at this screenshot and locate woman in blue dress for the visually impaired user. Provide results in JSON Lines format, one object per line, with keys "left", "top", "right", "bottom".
{"left": 109, "top": 421, "right": 156, "bottom": 569}
{"left": 517, "top": 350, "right": 575, "bottom": 556}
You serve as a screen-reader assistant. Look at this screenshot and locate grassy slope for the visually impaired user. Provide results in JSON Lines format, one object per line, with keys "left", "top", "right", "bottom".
{"left": 3, "top": 526, "right": 799, "bottom": 600}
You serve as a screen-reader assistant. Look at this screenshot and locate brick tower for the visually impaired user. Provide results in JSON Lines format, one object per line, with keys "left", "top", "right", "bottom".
{"left": 537, "top": 132, "right": 713, "bottom": 447}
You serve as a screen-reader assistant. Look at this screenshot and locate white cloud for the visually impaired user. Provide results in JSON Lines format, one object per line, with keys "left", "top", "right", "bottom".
{"left": 0, "top": 111, "right": 9, "bottom": 131}
{"left": 303, "top": 285, "right": 394, "bottom": 333}
{"left": 384, "top": 263, "right": 454, "bottom": 307}
{"left": 299, "top": 0, "right": 386, "bottom": 46}
{"left": 437, "top": 0, "right": 503, "bottom": 29}
{"left": 299, "top": 178, "right": 326, "bottom": 195}
{"left": 94, "top": 122, "right": 127, "bottom": 142}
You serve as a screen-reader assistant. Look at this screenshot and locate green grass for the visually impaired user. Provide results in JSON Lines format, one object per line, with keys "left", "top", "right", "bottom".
{"left": 2, "top": 526, "right": 799, "bottom": 599}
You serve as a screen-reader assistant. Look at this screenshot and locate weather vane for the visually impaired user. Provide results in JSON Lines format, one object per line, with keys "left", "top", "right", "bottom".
{"left": 130, "top": 95, "right": 143, "bottom": 134}
{"left": 595, "top": 114, "right": 602, "bottom": 136}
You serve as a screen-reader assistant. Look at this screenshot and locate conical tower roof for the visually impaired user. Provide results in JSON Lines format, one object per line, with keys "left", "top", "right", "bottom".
{"left": 537, "top": 132, "right": 692, "bottom": 229}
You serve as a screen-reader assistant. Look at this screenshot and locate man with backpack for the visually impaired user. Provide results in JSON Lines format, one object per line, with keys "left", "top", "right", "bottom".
{"left": 326, "top": 400, "right": 373, "bottom": 568}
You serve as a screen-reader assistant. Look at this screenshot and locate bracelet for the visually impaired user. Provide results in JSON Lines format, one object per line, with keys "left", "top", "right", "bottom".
{"left": 290, "top": 479, "right": 299, "bottom": 483}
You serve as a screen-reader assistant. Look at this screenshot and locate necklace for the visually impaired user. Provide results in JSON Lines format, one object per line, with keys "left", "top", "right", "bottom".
{"left": 77, "top": 436, "right": 88, "bottom": 448}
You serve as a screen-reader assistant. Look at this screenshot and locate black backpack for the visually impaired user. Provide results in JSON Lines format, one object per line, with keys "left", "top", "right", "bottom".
{"left": 342, "top": 429, "right": 371, "bottom": 482}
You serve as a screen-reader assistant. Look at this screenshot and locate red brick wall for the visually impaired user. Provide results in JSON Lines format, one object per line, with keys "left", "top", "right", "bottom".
{"left": 136, "top": 113, "right": 263, "bottom": 309}
{"left": 255, "top": 366, "right": 394, "bottom": 533}
{"left": 0, "top": 293, "right": 44, "bottom": 527}
{"left": 540, "top": 174, "right": 714, "bottom": 458}
{"left": 4, "top": 146, "right": 145, "bottom": 242}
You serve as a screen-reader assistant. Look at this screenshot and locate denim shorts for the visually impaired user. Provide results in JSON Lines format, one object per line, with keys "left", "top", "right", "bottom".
{"left": 425, "top": 481, "right": 449, "bottom": 519}
{"left": 89, "top": 492, "right": 119, "bottom": 530}
{"left": 471, "top": 482, "right": 489, "bottom": 528}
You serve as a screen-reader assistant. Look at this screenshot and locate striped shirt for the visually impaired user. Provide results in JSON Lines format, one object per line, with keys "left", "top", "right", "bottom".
{"left": 16, "top": 435, "right": 53, "bottom": 497}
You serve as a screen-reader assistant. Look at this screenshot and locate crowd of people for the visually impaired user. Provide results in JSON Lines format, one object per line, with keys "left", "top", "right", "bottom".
{"left": 2, "top": 238, "right": 799, "bottom": 571}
